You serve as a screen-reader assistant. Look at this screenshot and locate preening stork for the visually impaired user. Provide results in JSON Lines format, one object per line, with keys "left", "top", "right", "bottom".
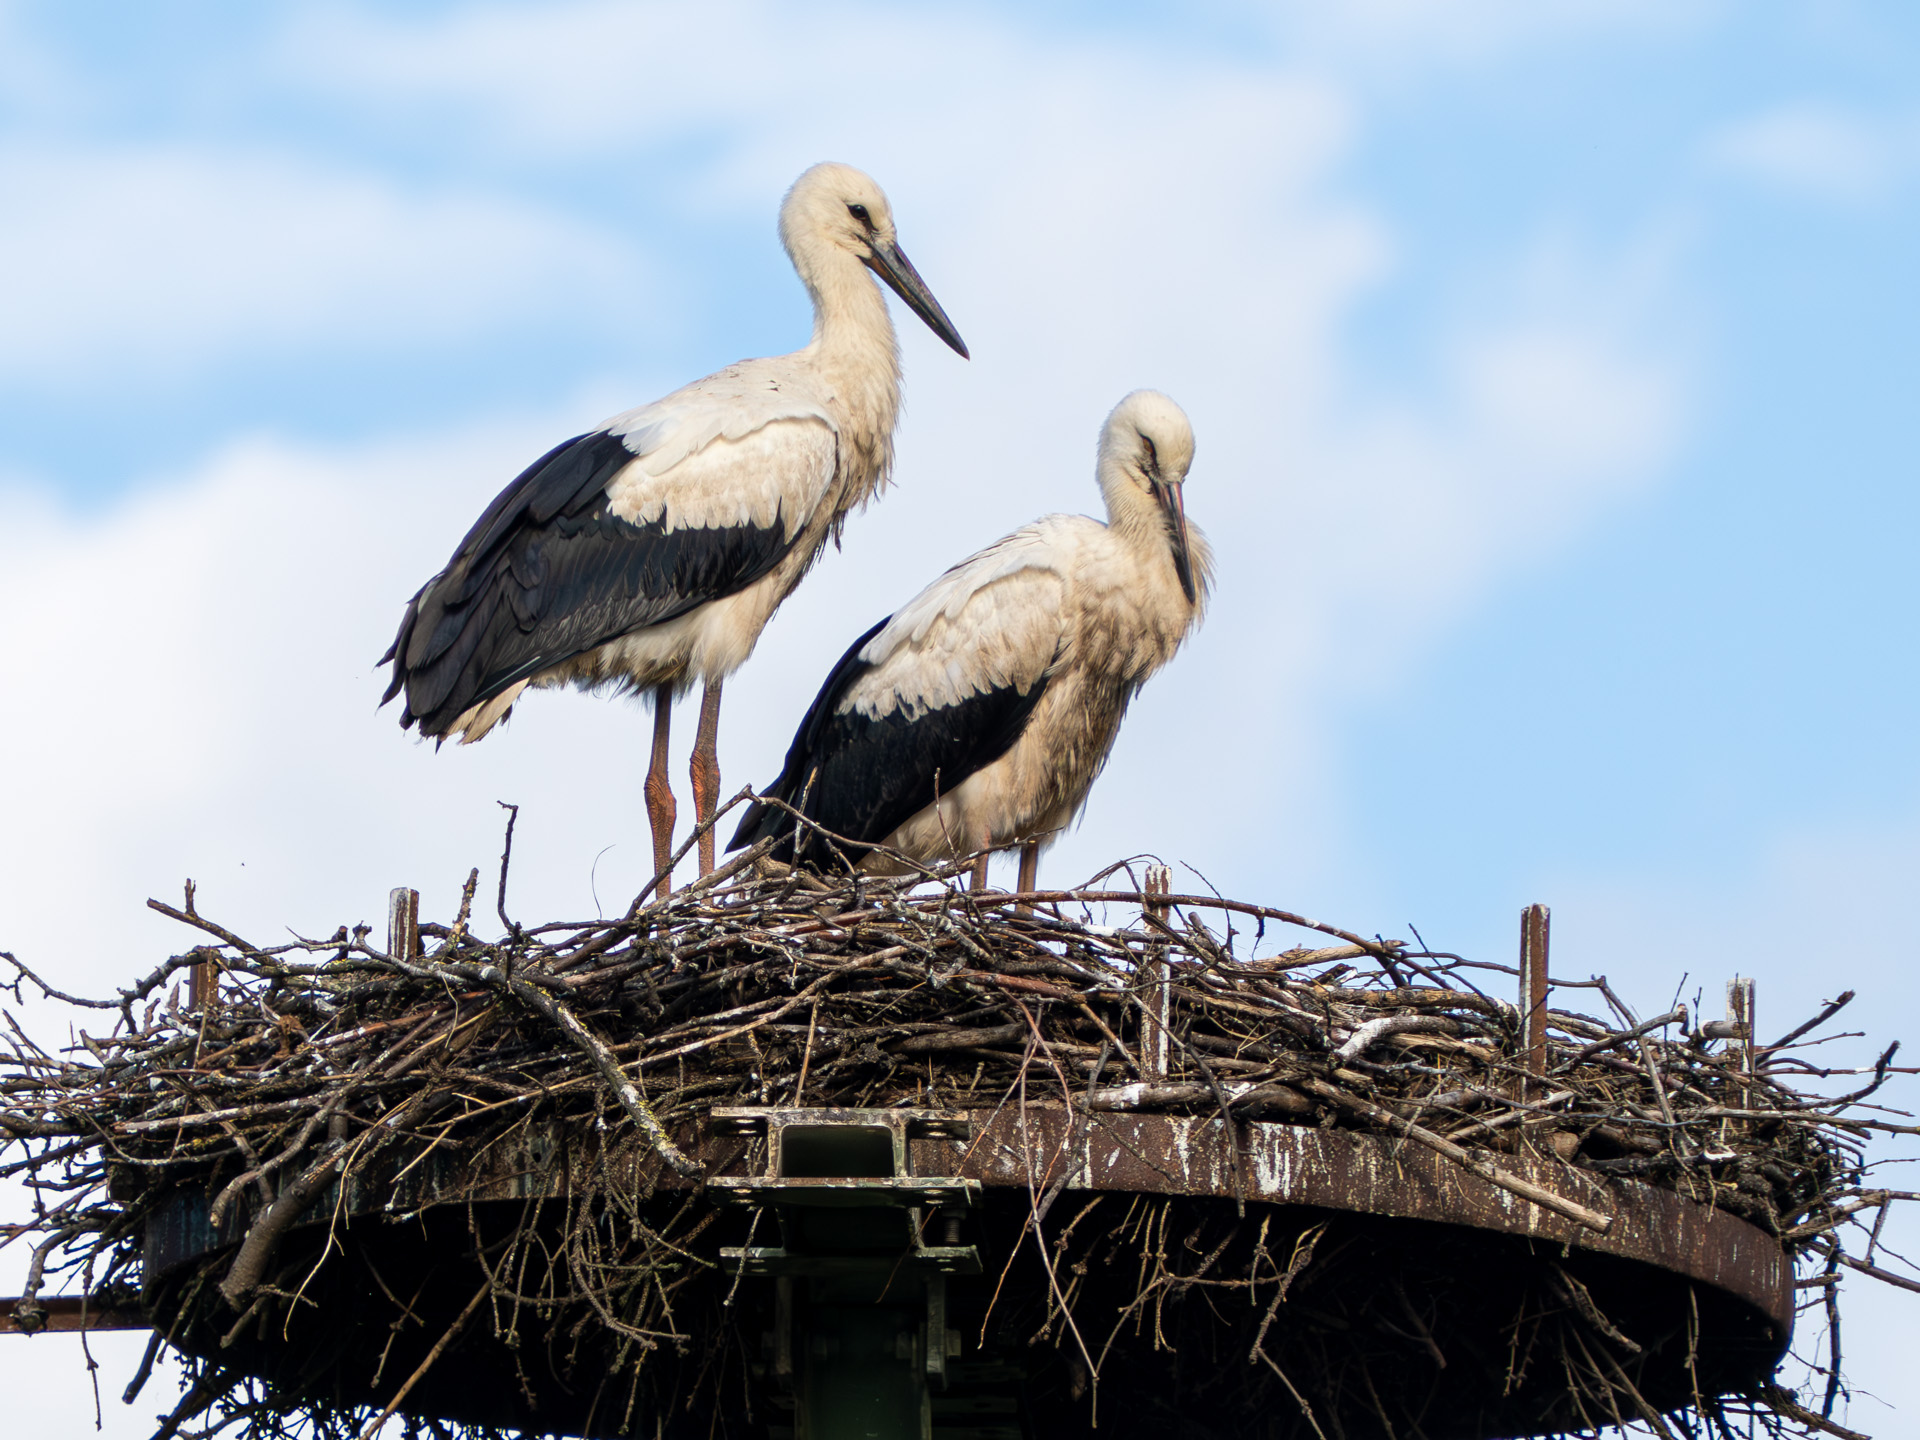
{"left": 380, "top": 163, "right": 968, "bottom": 890}
{"left": 731, "top": 390, "right": 1211, "bottom": 891}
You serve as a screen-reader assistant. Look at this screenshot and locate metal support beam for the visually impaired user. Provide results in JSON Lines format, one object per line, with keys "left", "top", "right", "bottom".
{"left": 715, "top": 1108, "right": 980, "bottom": 1440}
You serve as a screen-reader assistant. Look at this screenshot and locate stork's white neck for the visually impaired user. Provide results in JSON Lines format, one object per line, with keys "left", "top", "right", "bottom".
{"left": 1097, "top": 457, "right": 1164, "bottom": 550}
{"left": 1097, "top": 455, "right": 1213, "bottom": 624}
{"left": 791, "top": 245, "right": 902, "bottom": 507}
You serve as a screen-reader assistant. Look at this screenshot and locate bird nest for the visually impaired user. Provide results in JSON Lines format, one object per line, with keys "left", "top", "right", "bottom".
{"left": 1, "top": 827, "right": 1913, "bottom": 1440}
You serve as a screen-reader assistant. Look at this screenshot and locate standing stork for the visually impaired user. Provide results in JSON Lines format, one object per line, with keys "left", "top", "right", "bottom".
{"left": 731, "top": 390, "right": 1211, "bottom": 890}
{"left": 380, "top": 163, "right": 968, "bottom": 891}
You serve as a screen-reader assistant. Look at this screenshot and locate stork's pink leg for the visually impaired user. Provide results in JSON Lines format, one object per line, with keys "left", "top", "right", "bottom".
{"left": 1016, "top": 842, "right": 1039, "bottom": 912}
{"left": 689, "top": 681, "right": 724, "bottom": 878}
{"left": 645, "top": 684, "right": 677, "bottom": 900}
{"left": 970, "top": 853, "right": 990, "bottom": 893}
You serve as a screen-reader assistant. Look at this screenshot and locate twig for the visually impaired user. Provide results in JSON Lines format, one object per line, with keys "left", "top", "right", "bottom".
{"left": 1755, "top": 1383, "right": 1871, "bottom": 1440}
{"left": 489, "top": 966, "right": 697, "bottom": 1178}
{"left": 1303, "top": 1079, "right": 1612, "bottom": 1233}
{"left": 358, "top": 1277, "right": 492, "bottom": 1439}
{"left": 496, "top": 802, "right": 520, "bottom": 937}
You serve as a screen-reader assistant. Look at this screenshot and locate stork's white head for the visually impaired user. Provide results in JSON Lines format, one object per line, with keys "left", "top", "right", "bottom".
{"left": 780, "top": 163, "right": 968, "bottom": 358}
{"left": 1102, "top": 390, "right": 1196, "bottom": 489}
{"left": 781, "top": 163, "right": 897, "bottom": 262}
{"left": 1098, "top": 390, "right": 1208, "bottom": 607}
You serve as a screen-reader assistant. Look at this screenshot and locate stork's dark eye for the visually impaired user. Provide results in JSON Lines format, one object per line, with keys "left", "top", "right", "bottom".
{"left": 847, "top": 203, "right": 872, "bottom": 227}
{"left": 1140, "top": 434, "right": 1160, "bottom": 476}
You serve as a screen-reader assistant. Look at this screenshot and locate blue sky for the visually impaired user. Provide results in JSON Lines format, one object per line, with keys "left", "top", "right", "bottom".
{"left": 2, "top": 2, "right": 1917, "bottom": 1432}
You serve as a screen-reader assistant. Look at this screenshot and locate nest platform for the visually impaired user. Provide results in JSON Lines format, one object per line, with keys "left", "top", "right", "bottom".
{"left": 2, "top": 851, "right": 1910, "bottom": 1440}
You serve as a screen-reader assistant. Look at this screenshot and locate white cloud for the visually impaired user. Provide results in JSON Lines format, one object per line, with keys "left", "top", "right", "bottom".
{"left": 1269, "top": 0, "right": 1721, "bottom": 72}
{"left": 1705, "top": 102, "right": 1917, "bottom": 202}
{"left": 276, "top": 0, "right": 807, "bottom": 153}
{"left": 0, "top": 143, "right": 655, "bottom": 387}
{"left": 280, "top": 0, "right": 1725, "bottom": 149}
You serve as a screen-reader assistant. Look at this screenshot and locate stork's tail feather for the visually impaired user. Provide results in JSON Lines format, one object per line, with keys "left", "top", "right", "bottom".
{"left": 726, "top": 800, "right": 778, "bottom": 855}
{"left": 727, "top": 789, "right": 806, "bottom": 864}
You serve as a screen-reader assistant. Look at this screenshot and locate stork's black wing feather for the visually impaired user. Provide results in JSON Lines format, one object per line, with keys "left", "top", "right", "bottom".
{"left": 382, "top": 430, "right": 796, "bottom": 737}
{"left": 731, "top": 619, "right": 1051, "bottom": 867}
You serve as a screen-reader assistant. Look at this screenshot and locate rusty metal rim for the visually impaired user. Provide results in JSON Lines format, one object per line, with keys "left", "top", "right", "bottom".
{"left": 330, "top": 1107, "right": 1790, "bottom": 1335}
{"left": 116, "top": 1107, "right": 1792, "bottom": 1351}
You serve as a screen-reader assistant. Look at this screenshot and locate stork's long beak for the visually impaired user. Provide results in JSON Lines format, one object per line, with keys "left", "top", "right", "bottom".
{"left": 1156, "top": 481, "right": 1197, "bottom": 605}
{"left": 865, "top": 239, "right": 969, "bottom": 359}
